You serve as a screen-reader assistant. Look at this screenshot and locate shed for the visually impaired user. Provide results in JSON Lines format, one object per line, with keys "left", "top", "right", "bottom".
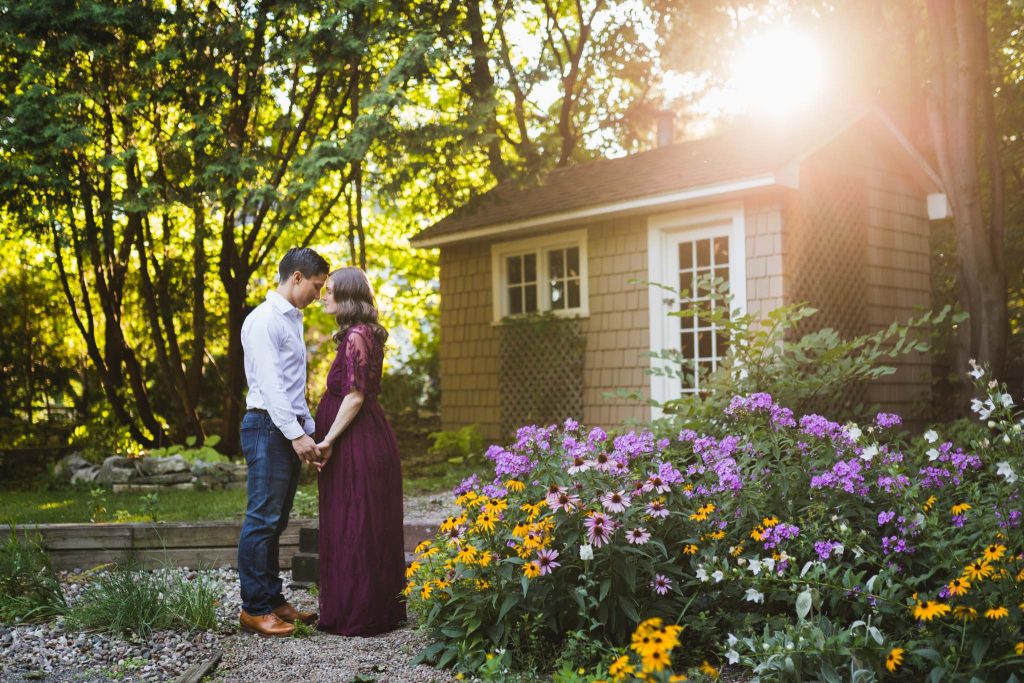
{"left": 411, "top": 107, "right": 948, "bottom": 439}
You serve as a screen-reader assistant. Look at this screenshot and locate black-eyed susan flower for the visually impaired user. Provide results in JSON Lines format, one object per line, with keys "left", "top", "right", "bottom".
{"left": 951, "top": 502, "right": 971, "bottom": 515}
{"left": 913, "top": 600, "right": 951, "bottom": 621}
{"left": 762, "top": 516, "right": 780, "bottom": 528}
{"left": 641, "top": 648, "right": 669, "bottom": 672}
{"left": 504, "top": 479, "right": 525, "bottom": 492}
{"left": 953, "top": 605, "right": 978, "bottom": 621}
{"left": 963, "top": 559, "right": 994, "bottom": 581}
{"left": 983, "top": 544, "right": 1007, "bottom": 562}
{"left": 947, "top": 577, "right": 971, "bottom": 596}
{"left": 473, "top": 510, "right": 497, "bottom": 533}
{"left": 1015, "top": 641, "right": 1024, "bottom": 655}
{"left": 413, "top": 540, "right": 432, "bottom": 554}
{"left": 522, "top": 561, "right": 540, "bottom": 579}
{"left": 984, "top": 606, "right": 1009, "bottom": 620}
{"left": 455, "top": 544, "right": 478, "bottom": 564}
{"left": 405, "top": 561, "right": 421, "bottom": 579}
{"left": 608, "top": 654, "right": 634, "bottom": 679}
{"left": 699, "top": 660, "right": 720, "bottom": 678}
{"left": 682, "top": 544, "right": 698, "bottom": 555}
{"left": 923, "top": 495, "right": 937, "bottom": 511}
{"left": 885, "top": 647, "right": 905, "bottom": 673}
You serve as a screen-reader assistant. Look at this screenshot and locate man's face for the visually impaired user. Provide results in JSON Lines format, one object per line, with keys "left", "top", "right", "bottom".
{"left": 295, "top": 273, "right": 327, "bottom": 309}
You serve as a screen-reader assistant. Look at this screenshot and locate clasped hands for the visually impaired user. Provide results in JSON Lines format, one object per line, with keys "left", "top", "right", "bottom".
{"left": 291, "top": 434, "right": 334, "bottom": 471}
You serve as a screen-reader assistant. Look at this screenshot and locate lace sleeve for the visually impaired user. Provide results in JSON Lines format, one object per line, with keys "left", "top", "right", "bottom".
{"left": 343, "top": 328, "right": 373, "bottom": 395}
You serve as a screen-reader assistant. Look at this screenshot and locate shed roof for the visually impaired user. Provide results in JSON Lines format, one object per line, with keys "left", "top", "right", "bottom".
{"left": 411, "top": 107, "right": 944, "bottom": 248}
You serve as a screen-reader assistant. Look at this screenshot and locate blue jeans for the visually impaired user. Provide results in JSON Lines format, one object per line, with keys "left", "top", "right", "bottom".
{"left": 237, "top": 411, "right": 302, "bottom": 616}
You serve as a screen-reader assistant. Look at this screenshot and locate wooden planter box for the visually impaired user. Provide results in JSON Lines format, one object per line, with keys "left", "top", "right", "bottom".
{"left": 8, "top": 520, "right": 439, "bottom": 572}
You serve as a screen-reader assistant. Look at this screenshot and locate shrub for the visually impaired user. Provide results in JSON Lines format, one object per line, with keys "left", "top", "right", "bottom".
{"left": 0, "top": 528, "right": 66, "bottom": 624}
{"left": 147, "top": 435, "right": 227, "bottom": 464}
{"left": 67, "top": 563, "right": 220, "bottom": 636}
{"left": 407, "top": 369, "right": 1023, "bottom": 680}
{"left": 428, "top": 424, "right": 485, "bottom": 465}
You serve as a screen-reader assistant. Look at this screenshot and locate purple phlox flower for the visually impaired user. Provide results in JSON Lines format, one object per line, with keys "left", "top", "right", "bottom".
{"left": 613, "top": 430, "right": 656, "bottom": 461}
{"left": 651, "top": 573, "right": 672, "bottom": 595}
{"left": 656, "top": 438, "right": 670, "bottom": 451}
{"left": 486, "top": 445, "right": 536, "bottom": 480}
{"left": 482, "top": 484, "right": 507, "bottom": 498}
{"left": 875, "top": 412, "right": 903, "bottom": 429}
{"left": 809, "top": 458, "right": 870, "bottom": 496}
{"left": 587, "top": 427, "right": 608, "bottom": 444}
{"left": 760, "top": 523, "right": 800, "bottom": 550}
{"left": 880, "top": 447, "right": 905, "bottom": 465}
{"left": 725, "top": 392, "right": 797, "bottom": 429}
{"left": 657, "top": 461, "right": 685, "bottom": 486}
{"left": 645, "top": 499, "right": 670, "bottom": 518}
{"left": 584, "top": 511, "right": 616, "bottom": 547}
{"left": 692, "top": 435, "right": 744, "bottom": 493}
{"left": 799, "top": 414, "right": 857, "bottom": 450}
{"left": 919, "top": 443, "right": 982, "bottom": 488}
{"left": 951, "top": 514, "right": 966, "bottom": 527}
{"left": 877, "top": 474, "right": 910, "bottom": 492}
{"left": 626, "top": 527, "right": 651, "bottom": 545}
{"left": 881, "top": 535, "right": 913, "bottom": 555}
{"left": 453, "top": 474, "right": 479, "bottom": 496}
{"left": 877, "top": 510, "right": 896, "bottom": 526}
{"left": 563, "top": 418, "right": 580, "bottom": 432}
{"left": 600, "top": 490, "right": 631, "bottom": 513}
{"left": 995, "top": 509, "right": 1022, "bottom": 529}
{"left": 535, "top": 548, "right": 561, "bottom": 575}
{"left": 677, "top": 429, "right": 698, "bottom": 442}
{"left": 813, "top": 539, "right": 843, "bottom": 561}
{"left": 512, "top": 424, "right": 556, "bottom": 454}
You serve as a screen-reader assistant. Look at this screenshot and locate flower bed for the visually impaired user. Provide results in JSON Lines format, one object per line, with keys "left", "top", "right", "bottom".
{"left": 407, "top": 370, "right": 1023, "bottom": 681}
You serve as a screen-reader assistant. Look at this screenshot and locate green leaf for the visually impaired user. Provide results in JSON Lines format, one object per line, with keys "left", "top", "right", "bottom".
{"left": 795, "top": 589, "right": 812, "bottom": 620}
{"left": 497, "top": 592, "right": 518, "bottom": 622}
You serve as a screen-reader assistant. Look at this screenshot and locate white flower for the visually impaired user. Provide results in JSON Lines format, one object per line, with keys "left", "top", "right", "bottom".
{"left": 744, "top": 588, "right": 764, "bottom": 603}
{"left": 578, "top": 544, "right": 594, "bottom": 561}
{"left": 727, "top": 633, "right": 738, "bottom": 646}
{"left": 996, "top": 461, "right": 1018, "bottom": 484}
{"left": 726, "top": 649, "right": 740, "bottom": 664}
{"left": 846, "top": 424, "right": 862, "bottom": 441}
{"left": 971, "top": 398, "right": 995, "bottom": 420}
{"left": 762, "top": 557, "right": 776, "bottom": 572}
{"left": 859, "top": 444, "right": 878, "bottom": 461}
{"left": 1000, "top": 393, "right": 1015, "bottom": 407}
{"left": 926, "top": 448, "right": 939, "bottom": 461}
{"left": 712, "top": 569, "right": 725, "bottom": 583}
{"left": 748, "top": 559, "right": 763, "bottom": 576}
{"left": 1003, "top": 435, "right": 1011, "bottom": 444}
{"left": 923, "top": 429, "right": 938, "bottom": 443}
{"left": 696, "top": 567, "right": 709, "bottom": 582}
{"left": 969, "top": 359, "right": 984, "bottom": 380}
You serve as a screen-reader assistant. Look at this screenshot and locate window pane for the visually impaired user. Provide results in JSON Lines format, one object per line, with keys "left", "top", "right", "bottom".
{"left": 716, "top": 331, "right": 729, "bottom": 357}
{"left": 524, "top": 253, "right": 537, "bottom": 282}
{"left": 567, "top": 247, "right": 580, "bottom": 277}
{"left": 549, "top": 249, "right": 564, "bottom": 279}
{"left": 696, "top": 239, "right": 711, "bottom": 268}
{"left": 713, "top": 237, "right": 729, "bottom": 265}
{"left": 550, "top": 280, "right": 565, "bottom": 309}
{"left": 507, "top": 255, "right": 522, "bottom": 285}
{"left": 524, "top": 283, "right": 538, "bottom": 312}
{"left": 679, "top": 242, "right": 693, "bottom": 270}
{"left": 698, "top": 330, "right": 712, "bottom": 358}
{"left": 713, "top": 266, "right": 729, "bottom": 285}
{"left": 567, "top": 279, "right": 580, "bottom": 308}
{"left": 509, "top": 285, "right": 522, "bottom": 315}
{"left": 680, "top": 360, "right": 696, "bottom": 389}
{"left": 696, "top": 269, "right": 712, "bottom": 297}
{"left": 680, "top": 330, "right": 694, "bottom": 359}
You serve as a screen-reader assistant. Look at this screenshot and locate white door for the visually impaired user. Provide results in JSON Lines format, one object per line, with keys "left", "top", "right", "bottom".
{"left": 647, "top": 204, "right": 747, "bottom": 410}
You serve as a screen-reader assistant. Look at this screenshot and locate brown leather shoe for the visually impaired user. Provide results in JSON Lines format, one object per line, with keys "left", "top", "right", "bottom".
{"left": 273, "top": 602, "right": 318, "bottom": 625}
{"left": 239, "top": 609, "right": 295, "bottom": 637}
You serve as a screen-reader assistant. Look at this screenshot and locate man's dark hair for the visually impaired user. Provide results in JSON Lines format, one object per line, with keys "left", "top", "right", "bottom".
{"left": 278, "top": 247, "right": 330, "bottom": 282}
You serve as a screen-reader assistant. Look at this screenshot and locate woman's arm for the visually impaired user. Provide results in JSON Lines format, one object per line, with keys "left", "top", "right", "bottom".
{"left": 315, "top": 390, "right": 364, "bottom": 470}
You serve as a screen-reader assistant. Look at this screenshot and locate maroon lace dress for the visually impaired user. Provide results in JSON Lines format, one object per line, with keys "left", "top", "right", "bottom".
{"left": 314, "top": 323, "right": 406, "bottom": 636}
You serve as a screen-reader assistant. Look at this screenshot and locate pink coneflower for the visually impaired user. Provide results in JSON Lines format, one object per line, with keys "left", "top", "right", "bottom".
{"left": 567, "top": 455, "right": 591, "bottom": 475}
{"left": 610, "top": 458, "right": 630, "bottom": 475}
{"left": 643, "top": 474, "right": 670, "bottom": 494}
{"left": 651, "top": 573, "right": 672, "bottom": 595}
{"left": 536, "top": 548, "right": 561, "bottom": 575}
{"left": 631, "top": 479, "right": 647, "bottom": 495}
{"left": 592, "top": 451, "right": 613, "bottom": 472}
{"left": 553, "top": 490, "right": 581, "bottom": 512}
{"left": 545, "top": 485, "right": 566, "bottom": 508}
{"left": 601, "top": 490, "right": 631, "bottom": 513}
{"left": 626, "top": 527, "right": 651, "bottom": 545}
{"left": 584, "top": 511, "right": 615, "bottom": 547}
{"left": 645, "top": 499, "right": 670, "bottom": 518}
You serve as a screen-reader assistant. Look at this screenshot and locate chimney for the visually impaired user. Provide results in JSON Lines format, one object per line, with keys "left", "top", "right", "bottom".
{"left": 655, "top": 110, "right": 676, "bottom": 147}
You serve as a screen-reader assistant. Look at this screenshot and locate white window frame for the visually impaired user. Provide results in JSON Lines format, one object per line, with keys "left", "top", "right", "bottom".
{"left": 647, "top": 203, "right": 747, "bottom": 413}
{"left": 490, "top": 228, "right": 590, "bottom": 323}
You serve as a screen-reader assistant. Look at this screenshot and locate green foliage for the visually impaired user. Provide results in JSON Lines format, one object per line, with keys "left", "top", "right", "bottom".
{"left": 88, "top": 487, "right": 108, "bottom": 523}
{"left": 66, "top": 564, "right": 220, "bottom": 637}
{"left": 0, "top": 528, "right": 67, "bottom": 624}
{"left": 428, "top": 424, "right": 485, "bottom": 465}
{"left": 292, "top": 489, "right": 319, "bottom": 519}
{"left": 147, "top": 435, "right": 227, "bottom": 465}
{"left": 644, "top": 275, "right": 957, "bottom": 422}
{"left": 140, "top": 493, "right": 160, "bottom": 524}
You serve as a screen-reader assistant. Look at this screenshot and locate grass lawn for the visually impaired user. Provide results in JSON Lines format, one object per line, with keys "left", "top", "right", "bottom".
{"left": 1, "top": 459, "right": 482, "bottom": 525}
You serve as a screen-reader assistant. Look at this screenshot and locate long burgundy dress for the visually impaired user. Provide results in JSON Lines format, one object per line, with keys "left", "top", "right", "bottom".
{"left": 314, "top": 323, "right": 406, "bottom": 636}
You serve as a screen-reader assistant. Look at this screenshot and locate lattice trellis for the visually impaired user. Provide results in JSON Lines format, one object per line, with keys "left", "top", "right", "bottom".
{"left": 788, "top": 168, "right": 870, "bottom": 410}
{"left": 498, "top": 315, "right": 585, "bottom": 436}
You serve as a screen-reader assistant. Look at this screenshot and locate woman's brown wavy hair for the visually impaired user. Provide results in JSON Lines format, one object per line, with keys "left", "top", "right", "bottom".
{"left": 327, "top": 267, "right": 388, "bottom": 345}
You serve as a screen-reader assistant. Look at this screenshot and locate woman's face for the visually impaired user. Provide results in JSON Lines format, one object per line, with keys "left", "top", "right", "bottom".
{"left": 321, "top": 280, "right": 339, "bottom": 315}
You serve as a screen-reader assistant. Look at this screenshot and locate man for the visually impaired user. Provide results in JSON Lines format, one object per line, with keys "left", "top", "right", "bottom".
{"left": 237, "top": 247, "right": 329, "bottom": 637}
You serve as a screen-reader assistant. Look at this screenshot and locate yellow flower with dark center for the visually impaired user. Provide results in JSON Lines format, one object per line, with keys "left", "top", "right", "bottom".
{"left": 420, "top": 582, "right": 433, "bottom": 600}
{"left": 953, "top": 605, "right": 977, "bottom": 621}
{"left": 475, "top": 579, "right": 491, "bottom": 591}
{"left": 947, "top": 577, "right": 970, "bottom": 596}
{"left": 951, "top": 502, "right": 971, "bottom": 515}
{"left": 414, "top": 540, "right": 432, "bottom": 554}
{"left": 707, "top": 530, "right": 726, "bottom": 540}
{"left": 641, "top": 648, "right": 669, "bottom": 672}
{"left": 983, "top": 544, "right": 1007, "bottom": 562}
{"left": 885, "top": 647, "right": 904, "bottom": 673}
{"left": 689, "top": 510, "right": 709, "bottom": 522}
{"left": 730, "top": 544, "right": 744, "bottom": 557}
{"left": 608, "top": 654, "right": 634, "bottom": 679}
{"left": 473, "top": 511, "right": 497, "bottom": 533}
{"left": 456, "top": 545, "right": 478, "bottom": 564}
{"left": 405, "top": 561, "right": 421, "bottom": 579}
{"left": 668, "top": 676, "right": 688, "bottom": 682}
{"left": 522, "top": 561, "right": 540, "bottom": 579}
{"left": 750, "top": 526, "right": 765, "bottom": 542}
{"left": 963, "top": 560, "right": 994, "bottom": 581}
{"left": 403, "top": 582, "right": 416, "bottom": 597}
{"left": 477, "top": 551, "right": 493, "bottom": 567}
{"left": 923, "top": 495, "right": 937, "bottom": 511}
{"left": 913, "top": 600, "right": 951, "bottom": 621}
{"left": 984, "top": 606, "right": 1009, "bottom": 620}
{"left": 1015, "top": 642, "right": 1024, "bottom": 655}
{"left": 699, "top": 660, "right": 719, "bottom": 678}
{"left": 485, "top": 499, "right": 509, "bottom": 515}
{"left": 504, "top": 479, "right": 525, "bottom": 492}
{"left": 682, "top": 544, "right": 698, "bottom": 555}
{"left": 1016, "top": 568, "right": 1024, "bottom": 582}
{"left": 520, "top": 501, "right": 542, "bottom": 522}
{"left": 762, "top": 516, "right": 780, "bottom": 528}
{"left": 419, "top": 545, "right": 439, "bottom": 558}
{"left": 661, "top": 624, "right": 683, "bottom": 650}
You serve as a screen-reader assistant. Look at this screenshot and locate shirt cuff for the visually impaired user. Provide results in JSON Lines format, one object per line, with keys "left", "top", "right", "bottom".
{"left": 279, "top": 421, "right": 305, "bottom": 441}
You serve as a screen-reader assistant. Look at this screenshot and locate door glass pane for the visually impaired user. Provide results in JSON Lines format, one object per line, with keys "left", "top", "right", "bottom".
{"left": 567, "top": 279, "right": 580, "bottom": 308}
{"left": 696, "top": 239, "right": 711, "bottom": 268}
{"left": 567, "top": 247, "right": 580, "bottom": 277}
{"left": 678, "top": 242, "right": 693, "bottom": 270}
{"left": 524, "top": 253, "right": 537, "bottom": 282}
{"left": 713, "top": 237, "right": 729, "bottom": 265}
{"left": 509, "top": 285, "right": 522, "bottom": 315}
{"left": 549, "top": 249, "right": 564, "bottom": 279}
{"left": 507, "top": 256, "right": 522, "bottom": 285}
{"left": 524, "top": 283, "right": 537, "bottom": 312}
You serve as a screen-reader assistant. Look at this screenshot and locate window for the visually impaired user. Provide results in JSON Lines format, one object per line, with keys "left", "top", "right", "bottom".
{"left": 491, "top": 230, "right": 589, "bottom": 321}
{"left": 677, "top": 235, "right": 730, "bottom": 392}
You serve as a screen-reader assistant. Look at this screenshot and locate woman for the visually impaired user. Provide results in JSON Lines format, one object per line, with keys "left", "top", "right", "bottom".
{"left": 314, "top": 266, "right": 406, "bottom": 636}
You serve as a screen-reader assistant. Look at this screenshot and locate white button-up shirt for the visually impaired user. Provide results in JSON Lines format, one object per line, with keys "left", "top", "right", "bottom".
{"left": 241, "top": 291, "right": 315, "bottom": 441}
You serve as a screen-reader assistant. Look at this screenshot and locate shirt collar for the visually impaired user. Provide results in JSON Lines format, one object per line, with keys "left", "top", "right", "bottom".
{"left": 267, "top": 290, "right": 301, "bottom": 318}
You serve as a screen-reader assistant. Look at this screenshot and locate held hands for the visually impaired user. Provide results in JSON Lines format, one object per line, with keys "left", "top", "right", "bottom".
{"left": 314, "top": 440, "right": 333, "bottom": 471}
{"left": 290, "top": 434, "right": 321, "bottom": 465}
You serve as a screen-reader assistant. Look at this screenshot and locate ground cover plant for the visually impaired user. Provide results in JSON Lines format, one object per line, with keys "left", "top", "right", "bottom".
{"left": 0, "top": 528, "right": 66, "bottom": 623}
{"left": 406, "top": 367, "right": 1023, "bottom": 680}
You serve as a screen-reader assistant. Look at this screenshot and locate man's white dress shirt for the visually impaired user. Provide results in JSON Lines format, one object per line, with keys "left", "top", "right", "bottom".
{"left": 241, "top": 291, "right": 315, "bottom": 441}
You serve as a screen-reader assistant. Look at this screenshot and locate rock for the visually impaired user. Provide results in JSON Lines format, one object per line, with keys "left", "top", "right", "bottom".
{"left": 69, "top": 466, "right": 100, "bottom": 486}
{"left": 192, "top": 461, "right": 247, "bottom": 490}
{"left": 133, "top": 471, "right": 193, "bottom": 485}
{"left": 95, "top": 456, "right": 138, "bottom": 485}
{"left": 137, "top": 455, "right": 190, "bottom": 476}
{"left": 53, "top": 453, "right": 90, "bottom": 480}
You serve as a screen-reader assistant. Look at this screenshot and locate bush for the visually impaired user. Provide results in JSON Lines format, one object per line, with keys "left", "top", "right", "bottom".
{"left": 67, "top": 563, "right": 220, "bottom": 637}
{"left": 147, "top": 435, "right": 227, "bottom": 464}
{"left": 428, "top": 424, "right": 485, "bottom": 465}
{"left": 0, "top": 528, "right": 66, "bottom": 624}
{"left": 406, "top": 369, "right": 1023, "bottom": 680}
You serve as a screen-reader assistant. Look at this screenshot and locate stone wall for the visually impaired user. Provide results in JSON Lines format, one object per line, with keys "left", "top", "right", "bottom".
{"left": 55, "top": 453, "right": 248, "bottom": 492}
